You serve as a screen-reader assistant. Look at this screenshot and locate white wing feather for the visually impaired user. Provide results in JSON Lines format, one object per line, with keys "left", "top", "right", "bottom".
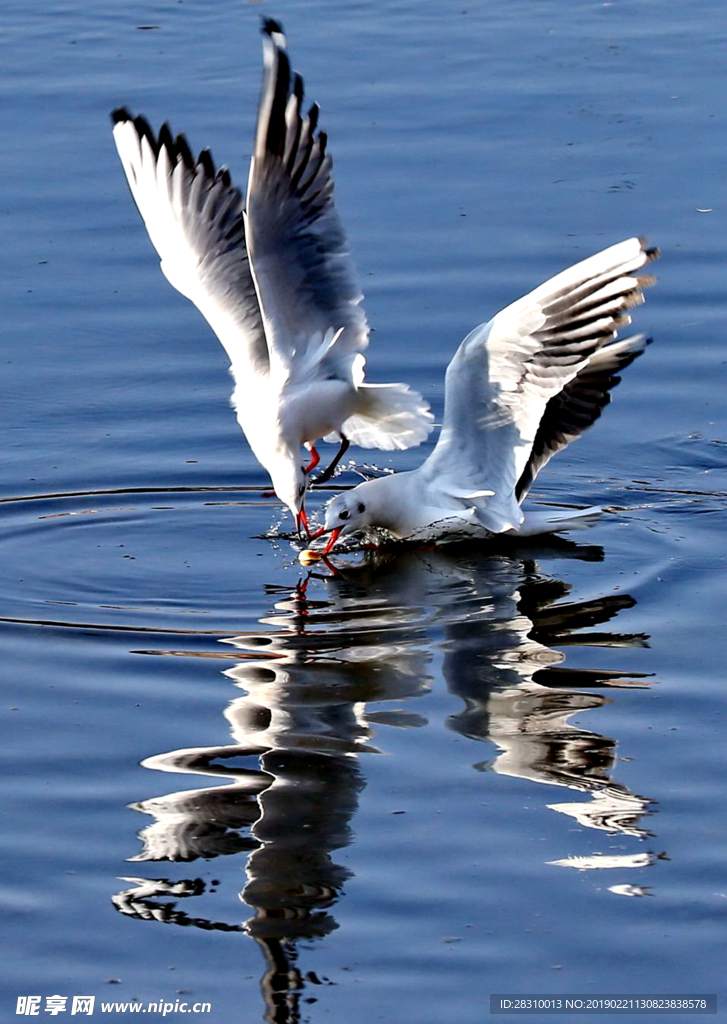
{"left": 245, "top": 21, "right": 369, "bottom": 385}
{"left": 421, "top": 237, "right": 658, "bottom": 532}
{"left": 111, "top": 110, "right": 269, "bottom": 376}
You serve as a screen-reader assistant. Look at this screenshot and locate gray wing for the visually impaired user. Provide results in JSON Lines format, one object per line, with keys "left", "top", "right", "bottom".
{"left": 515, "top": 333, "right": 650, "bottom": 501}
{"left": 111, "top": 109, "right": 269, "bottom": 376}
{"left": 245, "top": 20, "right": 369, "bottom": 385}
{"left": 421, "top": 237, "right": 658, "bottom": 533}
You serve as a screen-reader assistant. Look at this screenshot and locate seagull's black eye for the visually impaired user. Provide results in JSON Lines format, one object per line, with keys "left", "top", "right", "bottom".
{"left": 298, "top": 485, "right": 305, "bottom": 497}
{"left": 357, "top": 503, "right": 366, "bottom": 514}
{"left": 339, "top": 509, "right": 350, "bottom": 520}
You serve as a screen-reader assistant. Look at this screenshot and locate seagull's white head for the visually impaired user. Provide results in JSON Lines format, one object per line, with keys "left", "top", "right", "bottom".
{"left": 271, "top": 460, "right": 309, "bottom": 533}
{"left": 316, "top": 488, "right": 372, "bottom": 553}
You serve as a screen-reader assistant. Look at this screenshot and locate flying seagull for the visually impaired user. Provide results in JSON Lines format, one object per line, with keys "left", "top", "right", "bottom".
{"left": 314, "top": 237, "right": 658, "bottom": 553}
{"left": 110, "top": 19, "right": 432, "bottom": 533}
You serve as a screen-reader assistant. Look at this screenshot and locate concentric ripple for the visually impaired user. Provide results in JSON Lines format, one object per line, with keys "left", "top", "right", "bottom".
{"left": 0, "top": 485, "right": 321, "bottom": 635}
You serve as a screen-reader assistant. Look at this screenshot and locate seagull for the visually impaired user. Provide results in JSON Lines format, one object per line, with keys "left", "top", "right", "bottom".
{"left": 314, "top": 237, "right": 658, "bottom": 553}
{"left": 110, "top": 20, "right": 432, "bottom": 534}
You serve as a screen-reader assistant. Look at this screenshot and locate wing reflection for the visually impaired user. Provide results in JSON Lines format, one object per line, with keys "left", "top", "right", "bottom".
{"left": 115, "top": 543, "right": 655, "bottom": 1022}
{"left": 441, "top": 576, "right": 653, "bottom": 839}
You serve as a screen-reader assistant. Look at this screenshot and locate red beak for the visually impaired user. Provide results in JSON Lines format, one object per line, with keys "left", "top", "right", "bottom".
{"left": 321, "top": 527, "right": 343, "bottom": 555}
{"left": 295, "top": 507, "right": 310, "bottom": 536}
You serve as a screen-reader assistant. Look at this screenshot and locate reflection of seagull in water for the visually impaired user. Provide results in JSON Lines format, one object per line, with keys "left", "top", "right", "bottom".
{"left": 113, "top": 549, "right": 656, "bottom": 1023}
{"left": 317, "top": 237, "right": 658, "bottom": 551}
{"left": 279, "top": 548, "right": 656, "bottom": 844}
{"left": 437, "top": 567, "right": 655, "bottom": 845}
{"left": 110, "top": 20, "right": 432, "bottom": 533}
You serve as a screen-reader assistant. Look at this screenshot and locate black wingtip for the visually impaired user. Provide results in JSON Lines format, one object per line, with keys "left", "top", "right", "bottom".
{"left": 110, "top": 106, "right": 132, "bottom": 126}
{"left": 174, "top": 131, "right": 195, "bottom": 171}
{"left": 262, "top": 17, "right": 284, "bottom": 38}
{"left": 197, "top": 148, "right": 216, "bottom": 178}
{"left": 157, "top": 122, "right": 174, "bottom": 153}
{"left": 130, "top": 113, "right": 158, "bottom": 155}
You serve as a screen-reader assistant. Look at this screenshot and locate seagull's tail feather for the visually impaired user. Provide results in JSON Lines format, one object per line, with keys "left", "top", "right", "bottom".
{"left": 337, "top": 383, "right": 434, "bottom": 451}
{"left": 511, "top": 506, "right": 604, "bottom": 537}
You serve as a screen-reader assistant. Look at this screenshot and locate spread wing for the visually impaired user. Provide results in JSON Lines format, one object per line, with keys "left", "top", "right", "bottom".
{"left": 111, "top": 109, "right": 269, "bottom": 376}
{"left": 245, "top": 20, "right": 369, "bottom": 385}
{"left": 515, "top": 332, "right": 650, "bottom": 501}
{"left": 421, "top": 237, "right": 658, "bottom": 532}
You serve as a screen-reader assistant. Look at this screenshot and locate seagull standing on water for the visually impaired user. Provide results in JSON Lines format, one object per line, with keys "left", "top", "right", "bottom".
{"left": 316, "top": 237, "right": 658, "bottom": 553}
{"left": 110, "top": 20, "right": 432, "bottom": 533}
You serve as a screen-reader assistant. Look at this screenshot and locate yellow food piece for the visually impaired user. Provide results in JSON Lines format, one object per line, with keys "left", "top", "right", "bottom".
{"left": 298, "top": 549, "right": 323, "bottom": 565}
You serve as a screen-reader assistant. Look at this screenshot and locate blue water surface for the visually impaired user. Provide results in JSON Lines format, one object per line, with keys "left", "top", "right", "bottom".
{"left": 1, "top": 1, "right": 726, "bottom": 1022}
